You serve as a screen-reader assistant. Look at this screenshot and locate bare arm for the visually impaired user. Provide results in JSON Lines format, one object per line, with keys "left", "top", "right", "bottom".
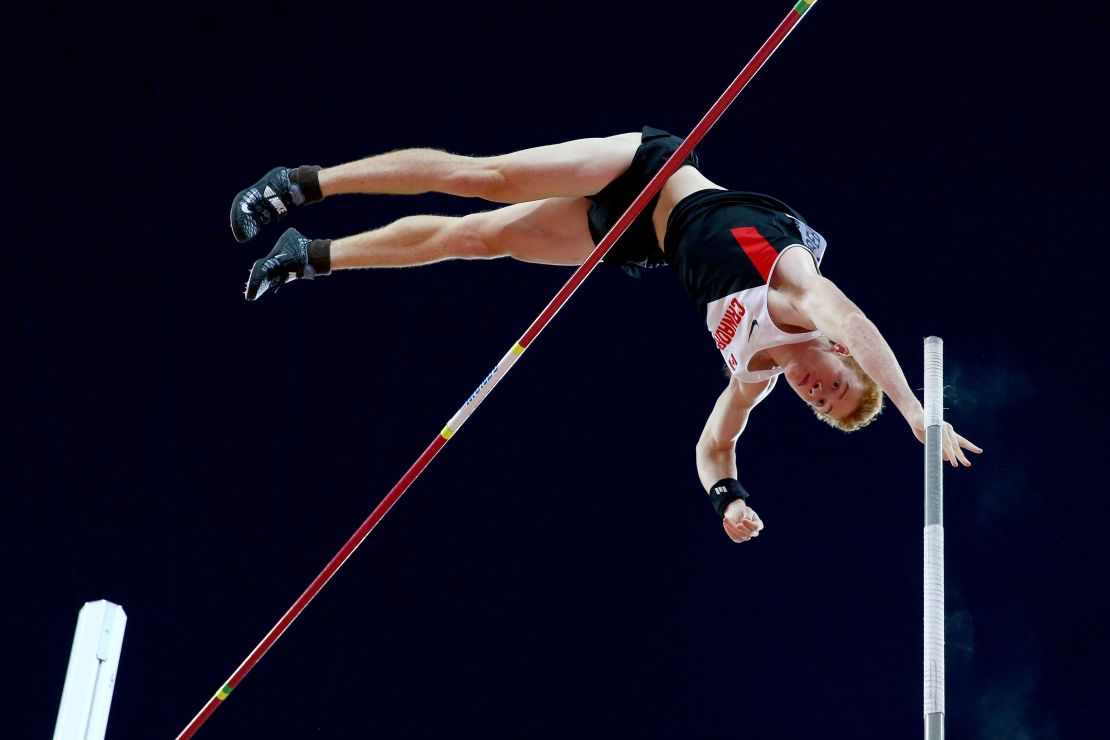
{"left": 696, "top": 376, "right": 775, "bottom": 543}
{"left": 797, "top": 273, "right": 982, "bottom": 465}
{"left": 696, "top": 375, "right": 775, "bottom": 489}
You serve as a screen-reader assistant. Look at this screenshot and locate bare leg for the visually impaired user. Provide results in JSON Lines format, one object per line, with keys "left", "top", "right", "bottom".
{"left": 330, "top": 197, "right": 595, "bottom": 269}
{"left": 242, "top": 133, "right": 637, "bottom": 299}
{"left": 319, "top": 133, "right": 641, "bottom": 204}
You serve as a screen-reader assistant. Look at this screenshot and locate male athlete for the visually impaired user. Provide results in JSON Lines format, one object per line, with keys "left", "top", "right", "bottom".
{"left": 231, "top": 126, "right": 982, "bottom": 543}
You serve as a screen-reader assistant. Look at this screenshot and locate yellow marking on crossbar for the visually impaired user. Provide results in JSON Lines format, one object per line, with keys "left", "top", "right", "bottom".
{"left": 216, "top": 685, "right": 233, "bottom": 701}
{"left": 441, "top": 426, "right": 455, "bottom": 440}
{"left": 511, "top": 343, "right": 525, "bottom": 356}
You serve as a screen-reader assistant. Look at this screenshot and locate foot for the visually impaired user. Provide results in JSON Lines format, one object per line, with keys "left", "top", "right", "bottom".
{"left": 245, "top": 228, "right": 318, "bottom": 301}
{"left": 230, "top": 167, "right": 306, "bottom": 243}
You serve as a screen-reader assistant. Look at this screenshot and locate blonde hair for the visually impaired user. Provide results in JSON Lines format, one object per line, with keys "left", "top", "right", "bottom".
{"left": 813, "top": 354, "right": 884, "bottom": 432}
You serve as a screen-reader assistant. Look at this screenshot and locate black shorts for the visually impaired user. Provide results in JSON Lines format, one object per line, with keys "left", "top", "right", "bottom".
{"left": 588, "top": 126, "right": 700, "bottom": 278}
{"left": 663, "top": 189, "right": 827, "bottom": 311}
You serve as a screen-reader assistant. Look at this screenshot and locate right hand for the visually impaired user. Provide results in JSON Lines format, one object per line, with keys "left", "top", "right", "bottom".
{"left": 722, "top": 499, "right": 763, "bottom": 543}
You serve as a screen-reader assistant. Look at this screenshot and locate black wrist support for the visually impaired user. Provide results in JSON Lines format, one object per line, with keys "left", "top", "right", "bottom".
{"left": 707, "top": 478, "right": 749, "bottom": 518}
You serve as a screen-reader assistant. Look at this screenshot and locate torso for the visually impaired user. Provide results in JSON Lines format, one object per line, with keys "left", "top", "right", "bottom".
{"left": 652, "top": 167, "right": 818, "bottom": 376}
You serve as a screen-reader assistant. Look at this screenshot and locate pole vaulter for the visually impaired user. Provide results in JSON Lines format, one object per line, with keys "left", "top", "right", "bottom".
{"left": 179, "top": 1, "right": 821, "bottom": 736}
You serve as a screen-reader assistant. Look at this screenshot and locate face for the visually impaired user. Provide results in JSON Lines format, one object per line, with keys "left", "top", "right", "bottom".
{"left": 782, "top": 342, "right": 864, "bottom": 422}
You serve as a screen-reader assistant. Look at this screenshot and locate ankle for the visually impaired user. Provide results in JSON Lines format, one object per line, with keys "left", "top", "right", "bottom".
{"left": 307, "top": 238, "right": 331, "bottom": 275}
{"left": 290, "top": 165, "right": 324, "bottom": 204}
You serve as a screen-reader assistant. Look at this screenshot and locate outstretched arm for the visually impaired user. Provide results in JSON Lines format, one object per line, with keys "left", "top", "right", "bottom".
{"left": 696, "top": 375, "right": 775, "bottom": 543}
{"left": 798, "top": 274, "right": 983, "bottom": 466}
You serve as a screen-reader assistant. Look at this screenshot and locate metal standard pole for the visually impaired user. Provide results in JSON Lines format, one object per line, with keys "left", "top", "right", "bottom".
{"left": 178, "top": 2, "right": 823, "bottom": 736}
{"left": 923, "top": 337, "right": 945, "bottom": 739}
{"left": 54, "top": 600, "right": 128, "bottom": 740}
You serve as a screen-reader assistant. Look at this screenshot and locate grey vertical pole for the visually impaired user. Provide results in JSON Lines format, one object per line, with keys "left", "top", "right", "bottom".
{"left": 923, "top": 337, "right": 945, "bottom": 739}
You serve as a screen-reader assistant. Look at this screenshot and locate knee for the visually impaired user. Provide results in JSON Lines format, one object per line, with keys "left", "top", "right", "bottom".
{"left": 448, "top": 213, "right": 505, "bottom": 259}
{"left": 447, "top": 160, "right": 512, "bottom": 202}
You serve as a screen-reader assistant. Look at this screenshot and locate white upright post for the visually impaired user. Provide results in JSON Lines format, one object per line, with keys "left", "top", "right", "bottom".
{"left": 54, "top": 600, "right": 127, "bottom": 740}
{"left": 923, "top": 337, "right": 945, "bottom": 740}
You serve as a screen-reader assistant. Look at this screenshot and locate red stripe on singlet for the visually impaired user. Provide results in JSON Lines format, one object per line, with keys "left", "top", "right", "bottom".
{"left": 730, "top": 227, "right": 778, "bottom": 282}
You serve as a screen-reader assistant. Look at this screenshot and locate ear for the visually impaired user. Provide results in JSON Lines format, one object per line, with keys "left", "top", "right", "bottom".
{"left": 830, "top": 342, "right": 851, "bottom": 356}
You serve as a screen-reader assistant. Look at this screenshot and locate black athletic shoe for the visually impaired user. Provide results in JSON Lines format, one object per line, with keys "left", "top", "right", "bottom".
{"left": 230, "top": 166, "right": 306, "bottom": 243}
{"left": 245, "top": 228, "right": 318, "bottom": 301}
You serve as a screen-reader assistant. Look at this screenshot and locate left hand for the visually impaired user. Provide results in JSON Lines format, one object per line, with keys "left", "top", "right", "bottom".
{"left": 905, "top": 404, "right": 984, "bottom": 467}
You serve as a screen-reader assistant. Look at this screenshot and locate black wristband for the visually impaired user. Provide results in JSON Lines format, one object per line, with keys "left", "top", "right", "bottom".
{"left": 707, "top": 478, "right": 749, "bottom": 518}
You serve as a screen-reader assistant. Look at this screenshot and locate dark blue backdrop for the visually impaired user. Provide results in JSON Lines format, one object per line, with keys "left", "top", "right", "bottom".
{"left": 5, "top": 1, "right": 1106, "bottom": 738}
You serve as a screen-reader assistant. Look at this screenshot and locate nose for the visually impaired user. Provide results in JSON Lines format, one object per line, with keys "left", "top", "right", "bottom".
{"left": 807, "top": 380, "right": 825, "bottom": 409}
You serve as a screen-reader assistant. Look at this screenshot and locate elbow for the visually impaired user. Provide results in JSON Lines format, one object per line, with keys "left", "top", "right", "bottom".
{"left": 695, "top": 435, "right": 733, "bottom": 462}
{"left": 695, "top": 436, "right": 711, "bottom": 461}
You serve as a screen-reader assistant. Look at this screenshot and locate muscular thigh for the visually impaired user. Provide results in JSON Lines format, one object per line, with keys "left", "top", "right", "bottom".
{"left": 466, "top": 197, "right": 595, "bottom": 266}
{"left": 486, "top": 134, "right": 639, "bottom": 203}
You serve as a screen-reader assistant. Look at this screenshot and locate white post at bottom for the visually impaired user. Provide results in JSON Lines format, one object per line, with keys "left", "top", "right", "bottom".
{"left": 54, "top": 600, "right": 127, "bottom": 740}
{"left": 923, "top": 337, "right": 945, "bottom": 740}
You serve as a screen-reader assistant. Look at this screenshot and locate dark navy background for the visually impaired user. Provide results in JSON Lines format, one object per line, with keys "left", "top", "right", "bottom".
{"left": 5, "top": 1, "right": 1106, "bottom": 738}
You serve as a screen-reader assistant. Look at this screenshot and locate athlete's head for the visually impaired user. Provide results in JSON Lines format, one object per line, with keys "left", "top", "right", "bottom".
{"left": 782, "top": 340, "right": 883, "bottom": 432}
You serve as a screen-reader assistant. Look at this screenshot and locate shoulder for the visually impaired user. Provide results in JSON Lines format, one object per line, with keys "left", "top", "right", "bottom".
{"left": 767, "top": 248, "right": 823, "bottom": 329}
{"left": 771, "top": 247, "right": 852, "bottom": 326}
{"left": 771, "top": 246, "right": 823, "bottom": 292}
